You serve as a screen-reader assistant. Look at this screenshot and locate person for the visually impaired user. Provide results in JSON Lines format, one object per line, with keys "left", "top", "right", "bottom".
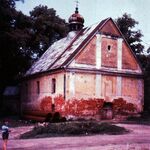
{"left": 1, "top": 121, "right": 10, "bottom": 150}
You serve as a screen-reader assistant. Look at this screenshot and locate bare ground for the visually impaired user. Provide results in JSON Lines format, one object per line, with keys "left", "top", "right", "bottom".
{"left": 1, "top": 123, "right": 150, "bottom": 150}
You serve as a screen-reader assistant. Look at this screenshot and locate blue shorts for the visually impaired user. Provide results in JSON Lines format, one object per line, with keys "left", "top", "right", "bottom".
{"left": 2, "top": 132, "right": 9, "bottom": 140}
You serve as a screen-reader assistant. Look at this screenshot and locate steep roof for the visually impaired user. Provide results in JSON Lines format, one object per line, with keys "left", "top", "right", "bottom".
{"left": 26, "top": 17, "right": 142, "bottom": 77}
{"left": 26, "top": 18, "right": 109, "bottom": 76}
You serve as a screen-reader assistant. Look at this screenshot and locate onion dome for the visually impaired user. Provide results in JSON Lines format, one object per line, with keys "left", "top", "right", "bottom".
{"left": 68, "top": 6, "right": 84, "bottom": 31}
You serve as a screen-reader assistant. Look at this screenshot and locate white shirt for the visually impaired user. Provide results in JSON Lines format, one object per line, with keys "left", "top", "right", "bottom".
{"left": 2, "top": 125, "right": 9, "bottom": 133}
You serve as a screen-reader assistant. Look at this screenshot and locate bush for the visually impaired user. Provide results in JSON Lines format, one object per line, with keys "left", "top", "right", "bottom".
{"left": 20, "top": 121, "right": 128, "bottom": 139}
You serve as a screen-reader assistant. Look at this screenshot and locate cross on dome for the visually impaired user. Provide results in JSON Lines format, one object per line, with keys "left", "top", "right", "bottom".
{"left": 68, "top": 0, "right": 84, "bottom": 31}
{"left": 75, "top": 0, "right": 79, "bottom": 13}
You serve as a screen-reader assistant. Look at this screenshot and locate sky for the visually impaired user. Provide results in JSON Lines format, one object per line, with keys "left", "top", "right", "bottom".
{"left": 16, "top": 0, "right": 150, "bottom": 51}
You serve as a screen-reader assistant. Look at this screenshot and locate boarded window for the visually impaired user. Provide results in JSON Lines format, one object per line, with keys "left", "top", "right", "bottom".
{"left": 37, "top": 81, "right": 40, "bottom": 94}
{"left": 51, "top": 78, "right": 56, "bottom": 94}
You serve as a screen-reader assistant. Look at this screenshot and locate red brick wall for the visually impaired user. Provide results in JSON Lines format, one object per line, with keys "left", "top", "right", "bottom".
{"left": 54, "top": 95, "right": 104, "bottom": 117}
{"left": 101, "top": 37, "right": 117, "bottom": 68}
{"left": 75, "top": 37, "right": 96, "bottom": 65}
{"left": 122, "top": 77, "right": 138, "bottom": 100}
{"left": 100, "top": 20, "right": 121, "bottom": 36}
{"left": 122, "top": 42, "right": 138, "bottom": 70}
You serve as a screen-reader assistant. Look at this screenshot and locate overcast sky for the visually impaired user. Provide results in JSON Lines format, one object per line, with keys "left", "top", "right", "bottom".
{"left": 16, "top": 0, "right": 150, "bottom": 51}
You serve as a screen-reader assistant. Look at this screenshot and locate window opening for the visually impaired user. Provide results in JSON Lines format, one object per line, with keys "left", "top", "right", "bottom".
{"left": 52, "top": 78, "right": 56, "bottom": 94}
{"left": 37, "top": 81, "right": 40, "bottom": 94}
{"left": 107, "top": 45, "right": 111, "bottom": 51}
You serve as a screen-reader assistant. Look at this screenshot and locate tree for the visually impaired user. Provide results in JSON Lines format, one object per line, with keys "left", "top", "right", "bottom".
{"left": 0, "top": 1, "right": 69, "bottom": 104}
{"left": 0, "top": 0, "right": 32, "bottom": 83}
{"left": 115, "top": 13, "right": 144, "bottom": 54}
{"left": 29, "top": 5, "right": 69, "bottom": 58}
{"left": 0, "top": 1, "right": 32, "bottom": 105}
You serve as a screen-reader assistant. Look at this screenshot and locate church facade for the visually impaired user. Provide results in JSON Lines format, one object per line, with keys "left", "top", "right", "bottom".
{"left": 21, "top": 6, "right": 144, "bottom": 121}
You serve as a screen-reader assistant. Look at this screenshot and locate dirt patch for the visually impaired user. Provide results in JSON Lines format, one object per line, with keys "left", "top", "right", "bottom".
{"left": 0, "top": 123, "right": 150, "bottom": 149}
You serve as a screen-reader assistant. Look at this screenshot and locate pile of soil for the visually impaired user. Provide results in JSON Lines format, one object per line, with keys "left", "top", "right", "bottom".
{"left": 20, "top": 121, "right": 128, "bottom": 139}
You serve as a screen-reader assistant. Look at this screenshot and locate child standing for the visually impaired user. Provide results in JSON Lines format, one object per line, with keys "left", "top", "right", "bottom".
{"left": 1, "top": 121, "right": 10, "bottom": 150}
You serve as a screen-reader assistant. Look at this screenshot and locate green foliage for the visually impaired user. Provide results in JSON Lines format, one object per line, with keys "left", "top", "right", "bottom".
{"left": 115, "top": 13, "right": 144, "bottom": 54}
{"left": 0, "top": 0, "right": 29, "bottom": 99}
{"left": 0, "top": 1, "right": 68, "bottom": 102}
{"left": 137, "top": 54, "right": 150, "bottom": 111}
{"left": 29, "top": 5, "right": 69, "bottom": 58}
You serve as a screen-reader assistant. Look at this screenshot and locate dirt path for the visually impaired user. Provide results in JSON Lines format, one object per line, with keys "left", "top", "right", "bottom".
{"left": 1, "top": 124, "right": 150, "bottom": 150}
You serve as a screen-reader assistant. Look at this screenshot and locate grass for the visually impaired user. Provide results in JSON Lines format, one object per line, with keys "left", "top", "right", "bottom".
{"left": 20, "top": 121, "right": 128, "bottom": 139}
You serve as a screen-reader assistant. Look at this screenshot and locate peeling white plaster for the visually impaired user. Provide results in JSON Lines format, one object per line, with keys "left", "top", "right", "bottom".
{"left": 117, "top": 76, "right": 122, "bottom": 96}
{"left": 117, "top": 38, "right": 123, "bottom": 70}
{"left": 96, "top": 74, "right": 101, "bottom": 97}
{"left": 96, "top": 34, "right": 102, "bottom": 69}
{"left": 69, "top": 72, "right": 75, "bottom": 98}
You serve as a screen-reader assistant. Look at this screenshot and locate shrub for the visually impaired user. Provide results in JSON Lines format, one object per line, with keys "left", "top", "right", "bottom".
{"left": 20, "top": 121, "right": 128, "bottom": 139}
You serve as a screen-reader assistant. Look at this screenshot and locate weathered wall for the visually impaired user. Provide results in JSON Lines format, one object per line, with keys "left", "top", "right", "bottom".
{"left": 54, "top": 95, "right": 104, "bottom": 118}
{"left": 75, "top": 37, "right": 96, "bottom": 65}
{"left": 122, "top": 41, "right": 139, "bottom": 70}
{"left": 101, "top": 75, "right": 117, "bottom": 101}
{"left": 100, "top": 20, "right": 121, "bottom": 36}
{"left": 21, "top": 72, "right": 143, "bottom": 119}
{"left": 65, "top": 72, "right": 143, "bottom": 115}
{"left": 65, "top": 72, "right": 100, "bottom": 100}
{"left": 21, "top": 72, "right": 65, "bottom": 112}
{"left": 121, "top": 77, "right": 144, "bottom": 111}
{"left": 101, "top": 37, "right": 117, "bottom": 68}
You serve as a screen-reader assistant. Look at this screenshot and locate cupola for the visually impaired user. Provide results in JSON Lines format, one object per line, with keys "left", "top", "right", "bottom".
{"left": 68, "top": 3, "right": 84, "bottom": 31}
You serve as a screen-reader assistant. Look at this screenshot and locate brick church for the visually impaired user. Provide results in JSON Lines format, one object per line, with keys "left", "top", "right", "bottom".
{"left": 21, "top": 5, "right": 144, "bottom": 121}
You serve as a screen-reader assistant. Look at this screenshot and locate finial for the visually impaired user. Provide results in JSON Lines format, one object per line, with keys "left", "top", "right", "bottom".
{"left": 75, "top": 0, "right": 79, "bottom": 13}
